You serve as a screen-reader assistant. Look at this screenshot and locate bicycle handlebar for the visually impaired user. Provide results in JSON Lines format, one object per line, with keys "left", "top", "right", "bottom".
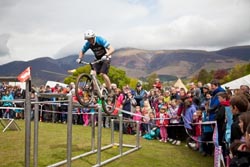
{"left": 79, "top": 59, "right": 103, "bottom": 65}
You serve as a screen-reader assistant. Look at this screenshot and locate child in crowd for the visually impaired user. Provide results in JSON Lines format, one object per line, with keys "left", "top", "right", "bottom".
{"left": 155, "top": 96, "right": 165, "bottom": 114}
{"left": 82, "top": 96, "right": 90, "bottom": 126}
{"left": 229, "top": 112, "right": 250, "bottom": 166}
{"left": 167, "top": 99, "right": 182, "bottom": 145}
{"left": 201, "top": 101, "right": 214, "bottom": 156}
{"left": 141, "top": 99, "right": 152, "bottom": 134}
{"left": 133, "top": 105, "right": 142, "bottom": 135}
{"left": 142, "top": 112, "right": 160, "bottom": 140}
{"left": 230, "top": 94, "right": 249, "bottom": 143}
{"left": 192, "top": 109, "right": 202, "bottom": 151}
{"left": 156, "top": 105, "right": 169, "bottom": 143}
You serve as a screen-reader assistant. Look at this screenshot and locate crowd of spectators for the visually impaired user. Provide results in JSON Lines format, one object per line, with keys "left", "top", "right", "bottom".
{"left": 1, "top": 78, "right": 250, "bottom": 166}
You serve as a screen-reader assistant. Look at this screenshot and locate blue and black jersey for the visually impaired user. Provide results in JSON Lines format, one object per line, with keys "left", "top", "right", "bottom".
{"left": 82, "top": 36, "right": 110, "bottom": 60}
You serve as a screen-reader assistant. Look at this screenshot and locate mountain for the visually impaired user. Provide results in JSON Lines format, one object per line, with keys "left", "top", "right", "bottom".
{"left": 0, "top": 45, "right": 249, "bottom": 86}
{"left": 111, "top": 46, "right": 250, "bottom": 78}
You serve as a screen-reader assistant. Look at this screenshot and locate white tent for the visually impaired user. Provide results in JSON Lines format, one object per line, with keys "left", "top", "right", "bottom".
{"left": 174, "top": 78, "right": 188, "bottom": 92}
{"left": 221, "top": 74, "right": 250, "bottom": 90}
{"left": 45, "top": 81, "right": 68, "bottom": 88}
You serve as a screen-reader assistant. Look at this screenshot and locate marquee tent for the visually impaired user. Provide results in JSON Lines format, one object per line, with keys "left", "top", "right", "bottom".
{"left": 174, "top": 78, "right": 187, "bottom": 92}
{"left": 221, "top": 74, "right": 250, "bottom": 90}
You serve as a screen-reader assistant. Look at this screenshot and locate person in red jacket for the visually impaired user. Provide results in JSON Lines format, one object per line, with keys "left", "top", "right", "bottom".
{"left": 156, "top": 105, "right": 169, "bottom": 143}
{"left": 153, "top": 78, "right": 162, "bottom": 90}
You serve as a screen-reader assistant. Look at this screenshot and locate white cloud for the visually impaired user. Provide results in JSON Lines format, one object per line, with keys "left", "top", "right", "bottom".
{"left": 0, "top": 34, "right": 10, "bottom": 57}
{"left": 0, "top": 0, "right": 249, "bottom": 64}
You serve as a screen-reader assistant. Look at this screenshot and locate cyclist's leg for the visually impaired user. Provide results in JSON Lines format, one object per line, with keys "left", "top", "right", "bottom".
{"left": 99, "top": 60, "right": 111, "bottom": 91}
{"left": 100, "top": 73, "right": 111, "bottom": 91}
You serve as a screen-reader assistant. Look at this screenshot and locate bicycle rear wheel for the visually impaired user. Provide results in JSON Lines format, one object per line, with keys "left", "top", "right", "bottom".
{"left": 101, "top": 89, "right": 117, "bottom": 115}
{"left": 75, "top": 73, "right": 93, "bottom": 107}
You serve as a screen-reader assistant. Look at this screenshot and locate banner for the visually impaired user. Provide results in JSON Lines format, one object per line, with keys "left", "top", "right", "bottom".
{"left": 17, "top": 67, "right": 31, "bottom": 82}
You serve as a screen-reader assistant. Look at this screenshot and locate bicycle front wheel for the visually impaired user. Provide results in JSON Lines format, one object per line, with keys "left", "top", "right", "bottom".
{"left": 101, "top": 89, "right": 117, "bottom": 115}
{"left": 75, "top": 73, "right": 93, "bottom": 107}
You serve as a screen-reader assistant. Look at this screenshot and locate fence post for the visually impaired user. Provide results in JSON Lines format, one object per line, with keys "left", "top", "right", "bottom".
{"left": 67, "top": 94, "right": 73, "bottom": 167}
{"left": 25, "top": 79, "right": 31, "bottom": 167}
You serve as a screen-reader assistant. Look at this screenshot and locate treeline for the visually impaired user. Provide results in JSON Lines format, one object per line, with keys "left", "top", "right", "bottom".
{"left": 191, "top": 63, "right": 250, "bottom": 84}
{"left": 64, "top": 62, "right": 250, "bottom": 90}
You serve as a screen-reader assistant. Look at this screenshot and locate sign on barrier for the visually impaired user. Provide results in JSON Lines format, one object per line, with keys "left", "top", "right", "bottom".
{"left": 0, "top": 118, "right": 21, "bottom": 132}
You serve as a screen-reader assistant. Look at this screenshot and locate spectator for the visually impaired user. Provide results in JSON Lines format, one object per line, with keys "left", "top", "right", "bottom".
{"left": 189, "top": 82, "right": 201, "bottom": 100}
{"left": 2, "top": 89, "right": 14, "bottom": 118}
{"left": 209, "top": 79, "right": 225, "bottom": 112}
{"left": 170, "top": 86, "right": 180, "bottom": 101}
{"left": 141, "top": 99, "right": 152, "bottom": 134}
{"left": 122, "top": 90, "right": 137, "bottom": 118}
{"left": 230, "top": 94, "right": 249, "bottom": 143}
{"left": 183, "top": 98, "right": 197, "bottom": 146}
{"left": 200, "top": 84, "right": 210, "bottom": 104}
{"left": 216, "top": 92, "right": 231, "bottom": 160}
{"left": 14, "top": 85, "right": 25, "bottom": 119}
{"left": 134, "top": 82, "right": 147, "bottom": 108}
{"left": 168, "top": 99, "right": 182, "bottom": 145}
{"left": 207, "top": 79, "right": 226, "bottom": 137}
{"left": 156, "top": 105, "right": 169, "bottom": 143}
{"left": 201, "top": 101, "right": 214, "bottom": 156}
{"left": 229, "top": 112, "right": 250, "bottom": 167}
{"left": 133, "top": 105, "right": 143, "bottom": 136}
{"left": 153, "top": 78, "right": 162, "bottom": 90}
{"left": 163, "top": 90, "right": 171, "bottom": 104}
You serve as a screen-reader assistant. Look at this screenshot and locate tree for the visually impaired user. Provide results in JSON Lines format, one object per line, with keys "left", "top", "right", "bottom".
{"left": 223, "top": 63, "right": 250, "bottom": 83}
{"left": 144, "top": 73, "right": 158, "bottom": 90}
{"left": 64, "top": 65, "right": 131, "bottom": 89}
{"left": 196, "top": 69, "right": 211, "bottom": 84}
{"left": 213, "top": 69, "right": 228, "bottom": 80}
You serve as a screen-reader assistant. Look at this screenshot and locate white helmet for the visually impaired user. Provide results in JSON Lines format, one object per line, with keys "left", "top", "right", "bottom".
{"left": 84, "top": 30, "right": 95, "bottom": 40}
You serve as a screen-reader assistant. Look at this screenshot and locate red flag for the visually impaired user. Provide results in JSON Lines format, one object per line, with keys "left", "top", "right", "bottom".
{"left": 17, "top": 67, "right": 31, "bottom": 82}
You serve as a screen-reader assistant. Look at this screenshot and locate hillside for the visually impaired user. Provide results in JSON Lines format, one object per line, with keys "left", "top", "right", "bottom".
{"left": 0, "top": 45, "right": 249, "bottom": 86}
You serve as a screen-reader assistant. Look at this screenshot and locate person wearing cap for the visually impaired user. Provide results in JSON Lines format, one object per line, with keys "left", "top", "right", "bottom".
{"left": 76, "top": 30, "right": 115, "bottom": 93}
{"left": 134, "top": 82, "right": 147, "bottom": 108}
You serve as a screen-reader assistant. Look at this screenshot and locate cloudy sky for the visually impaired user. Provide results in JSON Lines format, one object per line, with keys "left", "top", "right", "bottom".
{"left": 0, "top": 0, "right": 250, "bottom": 65}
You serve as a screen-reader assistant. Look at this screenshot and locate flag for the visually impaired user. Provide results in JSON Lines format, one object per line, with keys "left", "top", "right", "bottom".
{"left": 17, "top": 67, "right": 31, "bottom": 82}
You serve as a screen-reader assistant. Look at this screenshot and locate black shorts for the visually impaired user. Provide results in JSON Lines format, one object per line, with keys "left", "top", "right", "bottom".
{"left": 93, "top": 60, "right": 110, "bottom": 75}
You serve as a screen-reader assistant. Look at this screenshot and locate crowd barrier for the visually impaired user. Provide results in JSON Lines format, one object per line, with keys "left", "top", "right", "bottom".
{"left": 32, "top": 93, "right": 141, "bottom": 167}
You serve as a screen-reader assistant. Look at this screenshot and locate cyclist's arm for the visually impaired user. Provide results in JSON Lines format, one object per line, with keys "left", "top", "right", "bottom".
{"left": 79, "top": 42, "right": 90, "bottom": 59}
{"left": 105, "top": 45, "right": 115, "bottom": 56}
{"left": 78, "top": 51, "right": 84, "bottom": 59}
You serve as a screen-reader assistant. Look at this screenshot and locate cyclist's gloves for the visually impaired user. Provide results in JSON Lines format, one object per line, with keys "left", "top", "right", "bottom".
{"left": 76, "top": 58, "right": 82, "bottom": 64}
{"left": 101, "top": 55, "right": 111, "bottom": 61}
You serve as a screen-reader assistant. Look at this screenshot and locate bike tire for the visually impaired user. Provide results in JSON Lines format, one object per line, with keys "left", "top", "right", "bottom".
{"left": 101, "top": 89, "right": 117, "bottom": 115}
{"left": 75, "top": 73, "right": 93, "bottom": 107}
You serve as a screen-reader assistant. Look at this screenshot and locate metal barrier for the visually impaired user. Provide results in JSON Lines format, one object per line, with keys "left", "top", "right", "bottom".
{"left": 31, "top": 93, "right": 141, "bottom": 167}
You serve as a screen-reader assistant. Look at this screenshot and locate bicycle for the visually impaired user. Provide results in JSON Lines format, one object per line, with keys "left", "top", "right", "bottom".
{"left": 75, "top": 59, "right": 117, "bottom": 115}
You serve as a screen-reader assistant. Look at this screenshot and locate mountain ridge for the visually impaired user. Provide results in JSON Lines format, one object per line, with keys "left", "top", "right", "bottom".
{"left": 0, "top": 45, "right": 249, "bottom": 86}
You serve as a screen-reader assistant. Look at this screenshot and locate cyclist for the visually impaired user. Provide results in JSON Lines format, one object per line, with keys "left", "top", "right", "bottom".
{"left": 76, "top": 30, "right": 115, "bottom": 93}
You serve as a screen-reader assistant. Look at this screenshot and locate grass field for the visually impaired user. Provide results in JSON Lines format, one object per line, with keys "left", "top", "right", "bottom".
{"left": 0, "top": 120, "right": 213, "bottom": 167}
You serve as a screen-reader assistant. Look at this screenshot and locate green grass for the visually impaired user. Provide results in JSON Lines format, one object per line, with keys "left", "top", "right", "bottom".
{"left": 0, "top": 120, "right": 213, "bottom": 167}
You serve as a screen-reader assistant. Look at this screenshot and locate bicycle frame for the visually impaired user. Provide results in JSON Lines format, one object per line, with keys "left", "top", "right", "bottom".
{"left": 89, "top": 70, "right": 107, "bottom": 99}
